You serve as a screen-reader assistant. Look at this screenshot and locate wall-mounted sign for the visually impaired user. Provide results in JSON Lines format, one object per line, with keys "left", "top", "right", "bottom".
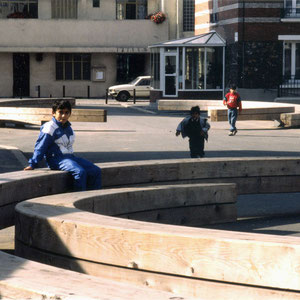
{"left": 92, "top": 67, "right": 106, "bottom": 82}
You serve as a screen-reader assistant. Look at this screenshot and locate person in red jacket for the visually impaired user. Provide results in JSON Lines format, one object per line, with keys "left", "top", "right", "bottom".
{"left": 223, "top": 84, "right": 242, "bottom": 136}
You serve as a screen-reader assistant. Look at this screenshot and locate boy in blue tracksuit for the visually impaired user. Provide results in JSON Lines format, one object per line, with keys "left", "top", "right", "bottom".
{"left": 24, "top": 99, "right": 101, "bottom": 191}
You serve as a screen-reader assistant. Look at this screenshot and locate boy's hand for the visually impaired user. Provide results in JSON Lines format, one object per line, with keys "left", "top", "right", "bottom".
{"left": 24, "top": 166, "right": 33, "bottom": 171}
{"left": 175, "top": 130, "right": 181, "bottom": 136}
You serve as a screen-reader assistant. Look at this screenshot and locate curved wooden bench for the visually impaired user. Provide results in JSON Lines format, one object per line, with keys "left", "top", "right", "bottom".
{"left": 0, "top": 97, "right": 75, "bottom": 107}
{"left": 2, "top": 157, "right": 300, "bottom": 228}
{"left": 0, "top": 98, "right": 106, "bottom": 126}
{"left": 14, "top": 183, "right": 300, "bottom": 299}
{"left": 158, "top": 99, "right": 296, "bottom": 122}
{"left": 1, "top": 157, "right": 298, "bottom": 299}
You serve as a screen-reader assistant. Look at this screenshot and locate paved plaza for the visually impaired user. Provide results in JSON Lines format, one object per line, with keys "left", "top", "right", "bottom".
{"left": 1, "top": 98, "right": 300, "bottom": 252}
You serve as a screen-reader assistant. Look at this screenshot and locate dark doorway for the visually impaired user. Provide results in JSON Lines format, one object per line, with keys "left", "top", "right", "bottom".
{"left": 13, "top": 53, "right": 30, "bottom": 97}
{"left": 126, "top": 3, "right": 136, "bottom": 19}
{"left": 117, "top": 54, "right": 146, "bottom": 83}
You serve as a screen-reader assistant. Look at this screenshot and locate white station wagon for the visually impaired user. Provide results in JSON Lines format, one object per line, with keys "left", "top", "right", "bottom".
{"left": 108, "top": 76, "right": 151, "bottom": 102}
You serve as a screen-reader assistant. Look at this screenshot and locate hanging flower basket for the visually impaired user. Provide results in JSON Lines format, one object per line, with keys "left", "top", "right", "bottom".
{"left": 149, "top": 11, "right": 166, "bottom": 24}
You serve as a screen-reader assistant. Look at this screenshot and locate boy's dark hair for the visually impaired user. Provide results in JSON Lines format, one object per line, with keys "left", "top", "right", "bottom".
{"left": 52, "top": 100, "right": 72, "bottom": 113}
{"left": 230, "top": 84, "right": 237, "bottom": 90}
{"left": 190, "top": 106, "right": 200, "bottom": 114}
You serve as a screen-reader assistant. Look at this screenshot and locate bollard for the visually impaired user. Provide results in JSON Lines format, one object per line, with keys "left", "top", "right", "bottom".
{"left": 87, "top": 85, "right": 90, "bottom": 99}
{"left": 133, "top": 89, "right": 136, "bottom": 104}
{"left": 19, "top": 88, "right": 22, "bottom": 99}
{"left": 50, "top": 94, "right": 52, "bottom": 98}
{"left": 63, "top": 86, "right": 65, "bottom": 97}
{"left": 38, "top": 85, "right": 40, "bottom": 98}
{"left": 105, "top": 89, "right": 108, "bottom": 104}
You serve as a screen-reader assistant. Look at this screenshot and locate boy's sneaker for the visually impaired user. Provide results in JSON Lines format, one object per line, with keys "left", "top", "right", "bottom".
{"left": 232, "top": 129, "right": 238, "bottom": 136}
{"left": 228, "top": 131, "right": 234, "bottom": 136}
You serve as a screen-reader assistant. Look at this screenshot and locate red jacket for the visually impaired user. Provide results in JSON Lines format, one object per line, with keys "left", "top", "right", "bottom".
{"left": 223, "top": 92, "right": 242, "bottom": 110}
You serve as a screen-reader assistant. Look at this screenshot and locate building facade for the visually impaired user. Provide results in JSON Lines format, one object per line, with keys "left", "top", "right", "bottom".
{"left": 0, "top": 0, "right": 194, "bottom": 98}
{"left": 195, "top": 0, "right": 300, "bottom": 97}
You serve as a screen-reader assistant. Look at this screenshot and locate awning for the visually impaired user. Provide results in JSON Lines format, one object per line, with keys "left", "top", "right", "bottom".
{"left": 149, "top": 31, "right": 226, "bottom": 48}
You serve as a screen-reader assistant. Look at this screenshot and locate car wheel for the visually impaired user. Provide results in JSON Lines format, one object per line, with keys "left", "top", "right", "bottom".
{"left": 117, "top": 91, "right": 130, "bottom": 102}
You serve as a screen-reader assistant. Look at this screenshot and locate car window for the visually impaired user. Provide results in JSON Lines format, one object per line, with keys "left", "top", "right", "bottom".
{"left": 129, "top": 78, "right": 140, "bottom": 85}
{"left": 137, "top": 79, "right": 150, "bottom": 86}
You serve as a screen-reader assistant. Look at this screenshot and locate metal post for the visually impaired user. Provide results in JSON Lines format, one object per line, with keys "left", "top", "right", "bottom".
{"left": 38, "top": 85, "right": 40, "bottom": 98}
{"left": 105, "top": 89, "right": 108, "bottom": 104}
{"left": 50, "top": 94, "right": 52, "bottom": 98}
{"left": 87, "top": 85, "right": 90, "bottom": 99}
{"left": 63, "top": 86, "right": 65, "bottom": 97}
{"left": 133, "top": 89, "right": 136, "bottom": 104}
{"left": 19, "top": 88, "right": 22, "bottom": 99}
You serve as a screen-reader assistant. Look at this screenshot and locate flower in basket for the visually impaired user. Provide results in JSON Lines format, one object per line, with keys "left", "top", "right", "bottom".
{"left": 150, "top": 11, "right": 166, "bottom": 24}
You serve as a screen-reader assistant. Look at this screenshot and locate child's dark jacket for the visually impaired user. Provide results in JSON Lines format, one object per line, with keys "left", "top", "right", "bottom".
{"left": 177, "top": 116, "right": 210, "bottom": 141}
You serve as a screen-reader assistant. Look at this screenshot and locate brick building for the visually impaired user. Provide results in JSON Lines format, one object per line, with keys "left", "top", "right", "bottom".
{"left": 195, "top": 0, "right": 300, "bottom": 98}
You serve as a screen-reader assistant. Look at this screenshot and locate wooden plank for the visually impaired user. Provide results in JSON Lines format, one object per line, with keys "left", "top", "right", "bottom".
{"left": 14, "top": 192, "right": 300, "bottom": 291}
{"left": 101, "top": 158, "right": 300, "bottom": 188}
{"left": 0, "top": 97, "right": 76, "bottom": 107}
{"left": 0, "top": 251, "right": 189, "bottom": 300}
{"left": 281, "top": 112, "right": 300, "bottom": 127}
{"left": 0, "top": 107, "right": 107, "bottom": 124}
{"left": 116, "top": 203, "right": 237, "bottom": 226}
{"left": 16, "top": 241, "right": 300, "bottom": 300}
{"left": 90, "top": 184, "right": 236, "bottom": 215}
{"left": 0, "top": 203, "right": 15, "bottom": 230}
{"left": 209, "top": 107, "right": 295, "bottom": 122}
{"left": 210, "top": 107, "right": 295, "bottom": 116}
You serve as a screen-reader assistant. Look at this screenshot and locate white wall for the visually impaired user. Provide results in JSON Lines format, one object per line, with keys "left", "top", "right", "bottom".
{"left": 0, "top": 54, "right": 13, "bottom": 97}
{"left": 30, "top": 53, "right": 117, "bottom": 98}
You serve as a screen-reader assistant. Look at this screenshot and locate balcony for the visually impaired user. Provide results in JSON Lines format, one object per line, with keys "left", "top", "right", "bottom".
{"left": 0, "top": 18, "right": 169, "bottom": 53}
{"left": 278, "top": 75, "right": 300, "bottom": 97}
{"left": 281, "top": 8, "right": 300, "bottom": 21}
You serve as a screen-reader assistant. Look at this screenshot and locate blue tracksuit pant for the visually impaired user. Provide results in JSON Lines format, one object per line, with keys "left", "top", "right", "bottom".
{"left": 48, "top": 154, "right": 102, "bottom": 191}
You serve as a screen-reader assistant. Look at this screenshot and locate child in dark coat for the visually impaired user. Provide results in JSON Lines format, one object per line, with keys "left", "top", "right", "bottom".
{"left": 176, "top": 106, "right": 210, "bottom": 158}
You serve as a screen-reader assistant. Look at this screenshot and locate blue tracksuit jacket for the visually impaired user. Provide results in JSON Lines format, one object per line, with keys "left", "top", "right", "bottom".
{"left": 29, "top": 117, "right": 75, "bottom": 168}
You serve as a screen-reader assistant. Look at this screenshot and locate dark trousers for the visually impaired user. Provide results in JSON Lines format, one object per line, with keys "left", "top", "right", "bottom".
{"left": 189, "top": 137, "right": 205, "bottom": 158}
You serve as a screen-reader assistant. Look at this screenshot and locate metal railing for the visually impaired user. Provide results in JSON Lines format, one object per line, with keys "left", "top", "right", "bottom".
{"left": 278, "top": 75, "right": 300, "bottom": 97}
{"left": 281, "top": 8, "right": 300, "bottom": 18}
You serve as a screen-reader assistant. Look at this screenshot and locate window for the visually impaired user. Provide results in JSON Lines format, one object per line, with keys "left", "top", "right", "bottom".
{"left": 283, "top": 42, "right": 300, "bottom": 80}
{"left": 93, "top": 0, "right": 100, "bottom": 7}
{"left": 117, "top": 54, "right": 146, "bottom": 83}
{"left": 137, "top": 79, "right": 150, "bottom": 86}
{"left": 284, "top": 0, "right": 300, "bottom": 17}
{"left": 185, "top": 47, "right": 222, "bottom": 90}
{"left": 150, "top": 48, "right": 160, "bottom": 89}
{"left": 116, "top": 0, "right": 147, "bottom": 20}
{"left": 183, "top": 0, "right": 195, "bottom": 32}
{"left": 52, "top": 0, "right": 77, "bottom": 19}
{"left": 185, "top": 48, "right": 205, "bottom": 89}
{"left": 0, "top": 0, "right": 38, "bottom": 18}
{"left": 56, "top": 54, "right": 91, "bottom": 80}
